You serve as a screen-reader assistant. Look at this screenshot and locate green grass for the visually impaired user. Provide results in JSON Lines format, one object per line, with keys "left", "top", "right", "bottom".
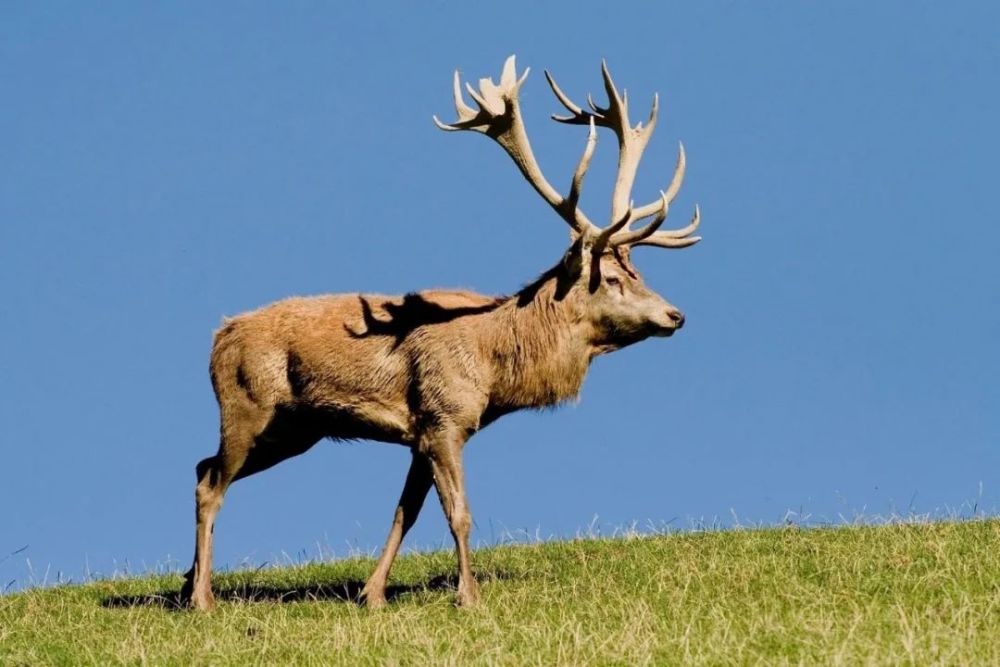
{"left": 2, "top": 520, "right": 1000, "bottom": 665}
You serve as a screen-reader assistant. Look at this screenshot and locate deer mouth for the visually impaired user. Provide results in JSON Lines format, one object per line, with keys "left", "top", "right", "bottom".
{"left": 647, "top": 315, "right": 683, "bottom": 338}
{"left": 630, "top": 320, "right": 677, "bottom": 340}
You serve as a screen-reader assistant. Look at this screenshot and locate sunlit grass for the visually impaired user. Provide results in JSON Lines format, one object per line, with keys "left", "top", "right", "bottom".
{"left": 2, "top": 520, "right": 999, "bottom": 665}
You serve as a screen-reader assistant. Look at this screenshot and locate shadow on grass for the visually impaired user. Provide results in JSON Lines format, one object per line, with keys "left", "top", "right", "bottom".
{"left": 100, "top": 569, "right": 517, "bottom": 610}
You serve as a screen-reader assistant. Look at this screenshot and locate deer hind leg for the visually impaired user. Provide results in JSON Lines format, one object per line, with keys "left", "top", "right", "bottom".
{"left": 181, "top": 402, "right": 273, "bottom": 611}
{"left": 180, "top": 431, "right": 253, "bottom": 611}
{"left": 423, "top": 428, "right": 479, "bottom": 607}
{"left": 181, "top": 454, "right": 226, "bottom": 610}
{"left": 361, "top": 452, "right": 433, "bottom": 608}
{"left": 181, "top": 407, "right": 318, "bottom": 610}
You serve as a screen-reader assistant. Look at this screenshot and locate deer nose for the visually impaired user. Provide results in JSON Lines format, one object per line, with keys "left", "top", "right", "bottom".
{"left": 667, "top": 309, "right": 685, "bottom": 328}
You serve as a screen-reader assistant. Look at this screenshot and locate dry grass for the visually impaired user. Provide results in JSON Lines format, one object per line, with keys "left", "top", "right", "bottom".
{"left": 2, "top": 520, "right": 1000, "bottom": 665}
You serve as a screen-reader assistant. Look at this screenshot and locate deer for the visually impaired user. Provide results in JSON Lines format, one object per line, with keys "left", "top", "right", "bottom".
{"left": 180, "top": 55, "right": 701, "bottom": 610}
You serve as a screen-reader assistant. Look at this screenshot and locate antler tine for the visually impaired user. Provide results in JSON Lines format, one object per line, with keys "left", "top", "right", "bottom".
{"left": 433, "top": 72, "right": 473, "bottom": 131}
{"left": 612, "top": 142, "right": 699, "bottom": 248}
{"left": 587, "top": 94, "right": 603, "bottom": 115}
{"left": 566, "top": 117, "right": 597, "bottom": 210}
{"left": 452, "top": 70, "right": 474, "bottom": 118}
{"left": 609, "top": 191, "right": 669, "bottom": 246}
{"left": 544, "top": 70, "right": 605, "bottom": 126}
{"left": 434, "top": 56, "right": 600, "bottom": 237}
{"left": 464, "top": 81, "right": 495, "bottom": 115}
{"left": 627, "top": 204, "right": 701, "bottom": 249}
{"left": 600, "top": 61, "right": 657, "bottom": 226}
{"left": 591, "top": 203, "right": 635, "bottom": 256}
{"left": 499, "top": 52, "right": 517, "bottom": 86}
{"left": 600, "top": 59, "right": 630, "bottom": 131}
{"left": 645, "top": 93, "right": 659, "bottom": 133}
{"left": 632, "top": 141, "right": 686, "bottom": 221}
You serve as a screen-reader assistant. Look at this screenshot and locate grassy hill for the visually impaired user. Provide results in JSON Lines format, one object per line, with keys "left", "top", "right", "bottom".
{"left": 2, "top": 520, "right": 999, "bottom": 665}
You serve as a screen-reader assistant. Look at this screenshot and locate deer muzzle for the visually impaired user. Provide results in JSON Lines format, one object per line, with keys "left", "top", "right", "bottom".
{"left": 651, "top": 306, "right": 685, "bottom": 337}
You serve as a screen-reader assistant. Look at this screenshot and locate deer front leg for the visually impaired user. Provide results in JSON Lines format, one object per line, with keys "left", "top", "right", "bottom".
{"left": 361, "top": 452, "right": 433, "bottom": 609}
{"left": 422, "top": 427, "right": 479, "bottom": 607}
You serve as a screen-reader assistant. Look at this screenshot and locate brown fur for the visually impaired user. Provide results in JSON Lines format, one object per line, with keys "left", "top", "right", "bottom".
{"left": 180, "top": 248, "right": 687, "bottom": 610}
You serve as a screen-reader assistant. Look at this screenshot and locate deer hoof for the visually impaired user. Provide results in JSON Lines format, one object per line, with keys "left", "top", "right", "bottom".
{"left": 364, "top": 594, "right": 387, "bottom": 610}
{"left": 360, "top": 587, "right": 388, "bottom": 609}
{"left": 456, "top": 581, "right": 481, "bottom": 608}
{"left": 187, "top": 590, "right": 217, "bottom": 611}
{"left": 360, "top": 579, "right": 388, "bottom": 609}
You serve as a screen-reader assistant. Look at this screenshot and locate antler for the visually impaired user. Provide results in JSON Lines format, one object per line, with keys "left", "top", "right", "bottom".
{"left": 545, "top": 60, "right": 700, "bottom": 250}
{"left": 434, "top": 56, "right": 601, "bottom": 238}
{"left": 434, "top": 56, "right": 700, "bottom": 252}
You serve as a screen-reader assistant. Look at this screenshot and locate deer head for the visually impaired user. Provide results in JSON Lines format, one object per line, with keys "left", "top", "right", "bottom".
{"left": 434, "top": 56, "right": 700, "bottom": 350}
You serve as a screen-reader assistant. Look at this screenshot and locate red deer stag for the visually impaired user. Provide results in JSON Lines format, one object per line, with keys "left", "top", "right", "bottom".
{"left": 181, "top": 55, "right": 701, "bottom": 610}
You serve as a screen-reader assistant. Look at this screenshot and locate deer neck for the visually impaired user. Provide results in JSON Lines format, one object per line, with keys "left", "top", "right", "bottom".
{"left": 480, "top": 271, "right": 593, "bottom": 411}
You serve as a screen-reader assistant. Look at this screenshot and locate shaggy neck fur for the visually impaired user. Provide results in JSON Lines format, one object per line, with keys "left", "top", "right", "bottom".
{"left": 479, "top": 266, "right": 594, "bottom": 411}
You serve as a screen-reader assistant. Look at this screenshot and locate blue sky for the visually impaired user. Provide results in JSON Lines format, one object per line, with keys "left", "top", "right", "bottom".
{"left": 1, "top": 3, "right": 997, "bottom": 590}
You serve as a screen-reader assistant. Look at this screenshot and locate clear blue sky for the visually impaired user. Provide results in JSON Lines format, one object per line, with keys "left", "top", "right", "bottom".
{"left": 2, "top": 3, "right": 997, "bottom": 590}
